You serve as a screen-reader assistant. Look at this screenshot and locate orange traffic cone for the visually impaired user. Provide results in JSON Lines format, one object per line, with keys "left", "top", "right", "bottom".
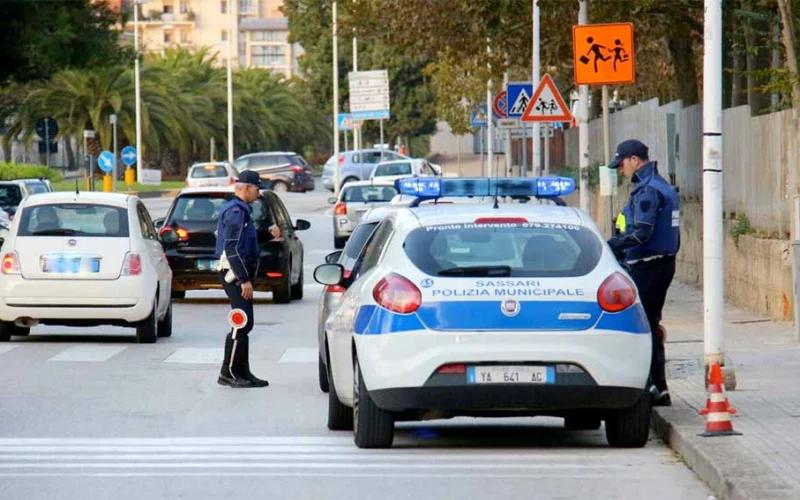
{"left": 699, "top": 363, "right": 742, "bottom": 437}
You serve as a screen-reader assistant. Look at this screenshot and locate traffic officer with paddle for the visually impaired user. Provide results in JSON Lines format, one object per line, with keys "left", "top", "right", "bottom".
{"left": 215, "top": 170, "right": 280, "bottom": 388}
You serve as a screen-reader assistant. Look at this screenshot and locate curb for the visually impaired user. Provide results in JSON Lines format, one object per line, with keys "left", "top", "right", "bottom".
{"left": 652, "top": 399, "right": 794, "bottom": 499}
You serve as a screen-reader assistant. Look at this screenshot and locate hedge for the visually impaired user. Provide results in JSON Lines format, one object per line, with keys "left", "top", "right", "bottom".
{"left": 0, "top": 163, "right": 63, "bottom": 183}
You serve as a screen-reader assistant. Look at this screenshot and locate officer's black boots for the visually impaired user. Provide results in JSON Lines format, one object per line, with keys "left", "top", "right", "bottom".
{"left": 239, "top": 336, "right": 269, "bottom": 387}
{"left": 217, "top": 334, "right": 268, "bottom": 388}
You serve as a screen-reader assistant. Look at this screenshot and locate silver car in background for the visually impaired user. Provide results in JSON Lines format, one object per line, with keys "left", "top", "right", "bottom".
{"left": 328, "top": 179, "right": 398, "bottom": 249}
{"left": 316, "top": 206, "right": 396, "bottom": 393}
{"left": 321, "top": 149, "right": 409, "bottom": 191}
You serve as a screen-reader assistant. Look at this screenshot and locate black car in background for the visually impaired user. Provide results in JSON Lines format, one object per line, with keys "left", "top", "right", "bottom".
{"left": 234, "top": 152, "right": 316, "bottom": 193}
{"left": 154, "top": 186, "right": 310, "bottom": 303}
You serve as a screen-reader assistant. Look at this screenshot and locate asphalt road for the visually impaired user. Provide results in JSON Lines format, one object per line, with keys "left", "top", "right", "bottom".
{"left": 0, "top": 184, "right": 712, "bottom": 499}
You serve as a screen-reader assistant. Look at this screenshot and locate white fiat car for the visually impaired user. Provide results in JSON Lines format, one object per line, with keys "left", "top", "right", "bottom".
{"left": 0, "top": 191, "right": 174, "bottom": 343}
{"left": 314, "top": 177, "right": 652, "bottom": 449}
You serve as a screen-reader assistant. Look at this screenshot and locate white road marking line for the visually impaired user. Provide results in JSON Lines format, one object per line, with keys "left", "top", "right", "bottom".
{"left": 163, "top": 348, "right": 222, "bottom": 364}
{"left": 0, "top": 453, "right": 639, "bottom": 462}
{"left": 48, "top": 346, "right": 127, "bottom": 362}
{"left": 277, "top": 347, "right": 318, "bottom": 364}
{"left": 0, "top": 472, "right": 632, "bottom": 479}
{"left": 0, "top": 462, "right": 629, "bottom": 470}
{"left": 0, "top": 437, "right": 356, "bottom": 445}
{"left": 0, "top": 345, "right": 18, "bottom": 356}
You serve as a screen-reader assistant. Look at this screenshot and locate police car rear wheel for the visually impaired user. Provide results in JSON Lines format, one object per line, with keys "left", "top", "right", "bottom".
{"left": 605, "top": 391, "right": 651, "bottom": 448}
{"left": 353, "top": 357, "right": 394, "bottom": 449}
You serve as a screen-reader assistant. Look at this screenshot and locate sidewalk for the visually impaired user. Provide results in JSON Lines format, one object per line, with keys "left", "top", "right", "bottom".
{"left": 655, "top": 280, "right": 800, "bottom": 499}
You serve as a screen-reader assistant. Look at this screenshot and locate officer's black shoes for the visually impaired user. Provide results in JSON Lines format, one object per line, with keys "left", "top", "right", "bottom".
{"left": 217, "top": 373, "right": 263, "bottom": 388}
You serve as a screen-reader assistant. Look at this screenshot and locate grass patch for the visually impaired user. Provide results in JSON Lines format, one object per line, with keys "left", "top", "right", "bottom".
{"left": 53, "top": 179, "right": 185, "bottom": 192}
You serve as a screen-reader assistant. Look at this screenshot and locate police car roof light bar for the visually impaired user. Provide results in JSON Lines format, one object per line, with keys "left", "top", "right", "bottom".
{"left": 395, "top": 177, "right": 576, "bottom": 207}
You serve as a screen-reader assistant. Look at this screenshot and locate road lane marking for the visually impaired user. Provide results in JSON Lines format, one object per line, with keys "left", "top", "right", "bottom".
{"left": 0, "top": 345, "right": 18, "bottom": 356}
{"left": 163, "top": 348, "right": 222, "bottom": 364}
{"left": 277, "top": 348, "right": 318, "bottom": 363}
{"left": 48, "top": 346, "right": 127, "bottom": 362}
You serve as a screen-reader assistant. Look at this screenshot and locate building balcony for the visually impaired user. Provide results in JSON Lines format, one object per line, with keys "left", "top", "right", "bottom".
{"left": 133, "top": 10, "right": 196, "bottom": 24}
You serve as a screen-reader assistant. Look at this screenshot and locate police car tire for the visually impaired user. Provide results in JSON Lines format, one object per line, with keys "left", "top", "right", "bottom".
{"left": 353, "top": 358, "right": 394, "bottom": 449}
{"left": 318, "top": 353, "right": 330, "bottom": 393}
{"left": 604, "top": 391, "right": 651, "bottom": 448}
{"left": 135, "top": 301, "right": 158, "bottom": 344}
{"left": 327, "top": 362, "right": 353, "bottom": 430}
{"left": 157, "top": 301, "right": 173, "bottom": 338}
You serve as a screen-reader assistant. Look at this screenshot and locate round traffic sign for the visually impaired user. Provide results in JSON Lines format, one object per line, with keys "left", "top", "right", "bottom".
{"left": 36, "top": 117, "right": 59, "bottom": 140}
{"left": 97, "top": 151, "right": 114, "bottom": 173}
{"left": 493, "top": 91, "right": 507, "bottom": 119}
{"left": 121, "top": 146, "right": 137, "bottom": 166}
{"left": 228, "top": 308, "right": 248, "bottom": 329}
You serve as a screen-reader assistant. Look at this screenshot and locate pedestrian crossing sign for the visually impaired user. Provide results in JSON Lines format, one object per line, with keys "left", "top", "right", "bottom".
{"left": 506, "top": 82, "right": 533, "bottom": 119}
{"left": 520, "top": 74, "right": 572, "bottom": 123}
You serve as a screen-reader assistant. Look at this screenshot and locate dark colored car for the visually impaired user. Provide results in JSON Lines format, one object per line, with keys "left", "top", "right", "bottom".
{"left": 154, "top": 186, "right": 310, "bottom": 303}
{"left": 234, "top": 152, "right": 315, "bottom": 193}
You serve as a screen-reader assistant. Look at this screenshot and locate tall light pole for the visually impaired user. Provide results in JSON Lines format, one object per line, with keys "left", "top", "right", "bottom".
{"left": 227, "top": 0, "right": 235, "bottom": 165}
{"left": 333, "top": 2, "right": 341, "bottom": 197}
{"left": 578, "top": 0, "right": 590, "bottom": 213}
{"left": 703, "top": 0, "right": 728, "bottom": 385}
{"left": 134, "top": 0, "right": 143, "bottom": 184}
{"left": 110, "top": 113, "right": 118, "bottom": 192}
{"left": 486, "top": 40, "right": 493, "bottom": 178}
{"left": 352, "top": 0, "right": 359, "bottom": 152}
{"left": 532, "top": 0, "right": 540, "bottom": 177}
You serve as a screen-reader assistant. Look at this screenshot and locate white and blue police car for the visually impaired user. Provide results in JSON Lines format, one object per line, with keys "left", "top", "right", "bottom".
{"left": 313, "top": 177, "right": 652, "bottom": 449}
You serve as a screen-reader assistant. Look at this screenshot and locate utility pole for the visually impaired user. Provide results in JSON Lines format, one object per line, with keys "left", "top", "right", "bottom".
{"left": 352, "top": 0, "right": 360, "bottom": 152}
{"left": 578, "top": 0, "right": 590, "bottom": 213}
{"left": 703, "top": 0, "right": 729, "bottom": 386}
{"left": 532, "top": 0, "right": 540, "bottom": 177}
{"left": 504, "top": 55, "right": 512, "bottom": 176}
{"left": 134, "top": 0, "right": 143, "bottom": 183}
{"left": 110, "top": 113, "right": 118, "bottom": 192}
{"left": 226, "top": 0, "right": 235, "bottom": 164}
{"left": 487, "top": 40, "right": 493, "bottom": 178}
{"left": 333, "top": 2, "right": 341, "bottom": 198}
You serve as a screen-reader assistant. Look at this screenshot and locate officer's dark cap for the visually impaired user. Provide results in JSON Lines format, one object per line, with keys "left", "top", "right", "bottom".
{"left": 236, "top": 170, "right": 263, "bottom": 188}
{"left": 608, "top": 139, "right": 649, "bottom": 169}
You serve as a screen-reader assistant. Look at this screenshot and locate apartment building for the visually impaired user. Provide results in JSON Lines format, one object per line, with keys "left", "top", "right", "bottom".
{"left": 123, "top": 0, "right": 303, "bottom": 79}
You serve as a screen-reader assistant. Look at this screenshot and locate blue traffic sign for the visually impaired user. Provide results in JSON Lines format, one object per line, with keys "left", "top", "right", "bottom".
{"left": 349, "top": 109, "right": 390, "bottom": 121}
{"left": 98, "top": 151, "right": 114, "bottom": 173}
{"left": 470, "top": 104, "right": 488, "bottom": 127}
{"left": 121, "top": 146, "right": 137, "bottom": 166}
{"left": 507, "top": 82, "right": 534, "bottom": 118}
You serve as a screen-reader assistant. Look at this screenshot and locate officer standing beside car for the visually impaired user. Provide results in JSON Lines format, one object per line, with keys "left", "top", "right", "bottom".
{"left": 215, "top": 170, "right": 280, "bottom": 388}
{"left": 606, "top": 139, "right": 680, "bottom": 407}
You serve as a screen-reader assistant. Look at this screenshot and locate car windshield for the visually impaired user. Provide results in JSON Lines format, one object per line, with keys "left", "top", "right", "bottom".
{"left": 18, "top": 204, "right": 130, "bottom": 237}
{"left": 191, "top": 165, "right": 229, "bottom": 178}
{"left": 169, "top": 194, "right": 267, "bottom": 225}
{"left": 0, "top": 185, "right": 23, "bottom": 211}
{"left": 374, "top": 162, "right": 412, "bottom": 176}
{"left": 291, "top": 155, "right": 308, "bottom": 166}
{"left": 24, "top": 181, "right": 50, "bottom": 194}
{"left": 341, "top": 185, "right": 398, "bottom": 203}
{"left": 403, "top": 221, "right": 602, "bottom": 277}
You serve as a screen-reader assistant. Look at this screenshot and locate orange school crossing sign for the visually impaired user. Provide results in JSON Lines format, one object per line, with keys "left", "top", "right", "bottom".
{"left": 573, "top": 23, "right": 635, "bottom": 86}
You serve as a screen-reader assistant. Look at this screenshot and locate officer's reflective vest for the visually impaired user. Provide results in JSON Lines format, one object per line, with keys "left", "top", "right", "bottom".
{"left": 618, "top": 162, "right": 680, "bottom": 262}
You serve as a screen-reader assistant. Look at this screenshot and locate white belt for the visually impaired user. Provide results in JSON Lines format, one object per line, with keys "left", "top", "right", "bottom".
{"left": 215, "top": 252, "right": 231, "bottom": 271}
{"left": 626, "top": 254, "right": 666, "bottom": 265}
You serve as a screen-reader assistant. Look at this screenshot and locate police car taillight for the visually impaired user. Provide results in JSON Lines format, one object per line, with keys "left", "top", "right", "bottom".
{"left": 597, "top": 272, "right": 637, "bottom": 312}
{"left": 372, "top": 272, "right": 421, "bottom": 314}
{"left": 437, "top": 363, "right": 466, "bottom": 374}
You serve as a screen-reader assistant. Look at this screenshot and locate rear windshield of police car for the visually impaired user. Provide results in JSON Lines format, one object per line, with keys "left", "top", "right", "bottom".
{"left": 18, "top": 204, "right": 130, "bottom": 237}
{"left": 190, "top": 165, "right": 229, "bottom": 178}
{"left": 342, "top": 185, "right": 398, "bottom": 203}
{"left": 403, "top": 221, "right": 602, "bottom": 277}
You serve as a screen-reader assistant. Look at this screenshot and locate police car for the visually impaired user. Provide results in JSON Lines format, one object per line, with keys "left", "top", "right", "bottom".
{"left": 313, "top": 177, "right": 652, "bottom": 449}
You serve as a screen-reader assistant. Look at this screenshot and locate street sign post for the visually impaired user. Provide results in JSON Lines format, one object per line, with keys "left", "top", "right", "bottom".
{"left": 36, "top": 117, "right": 58, "bottom": 168}
{"left": 348, "top": 69, "right": 390, "bottom": 160}
{"left": 121, "top": 146, "right": 137, "bottom": 167}
{"left": 497, "top": 118, "right": 520, "bottom": 130}
{"left": 470, "top": 104, "right": 488, "bottom": 127}
{"left": 98, "top": 151, "right": 114, "bottom": 173}
{"left": 493, "top": 90, "right": 507, "bottom": 119}
{"left": 337, "top": 113, "right": 363, "bottom": 131}
{"left": 506, "top": 82, "right": 533, "bottom": 118}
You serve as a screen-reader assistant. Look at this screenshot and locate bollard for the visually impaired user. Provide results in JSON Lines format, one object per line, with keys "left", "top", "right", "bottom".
{"left": 103, "top": 175, "right": 113, "bottom": 192}
{"left": 125, "top": 168, "right": 135, "bottom": 187}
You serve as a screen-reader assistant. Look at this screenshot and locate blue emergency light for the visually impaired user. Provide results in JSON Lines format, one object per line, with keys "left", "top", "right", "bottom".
{"left": 395, "top": 177, "right": 576, "bottom": 206}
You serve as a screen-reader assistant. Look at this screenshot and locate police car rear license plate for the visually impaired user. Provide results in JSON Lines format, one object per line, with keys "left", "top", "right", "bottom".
{"left": 467, "top": 365, "right": 555, "bottom": 384}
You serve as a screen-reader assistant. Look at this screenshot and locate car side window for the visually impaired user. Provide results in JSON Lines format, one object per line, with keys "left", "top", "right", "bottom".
{"left": 276, "top": 198, "right": 294, "bottom": 234}
{"left": 351, "top": 153, "right": 360, "bottom": 163}
{"left": 136, "top": 203, "right": 157, "bottom": 240}
{"left": 352, "top": 219, "right": 394, "bottom": 280}
{"left": 249, "top": 156, "right": 275, "bottom": 168}
{"left": 266, "top": 194, "right": 289, "bottom": 229}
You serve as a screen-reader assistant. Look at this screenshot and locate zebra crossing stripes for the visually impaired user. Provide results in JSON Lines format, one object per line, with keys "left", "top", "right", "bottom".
{"left": 0, "top": 436, "right": 648, "bottom": 479}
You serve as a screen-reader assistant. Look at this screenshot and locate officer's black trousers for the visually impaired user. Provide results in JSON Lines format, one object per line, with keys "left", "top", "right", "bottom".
{"left": 627, "top": 255, "right": 676, "bottom": 393}
{"left": 220, "top": 274, "right": 254, "bottom": 378}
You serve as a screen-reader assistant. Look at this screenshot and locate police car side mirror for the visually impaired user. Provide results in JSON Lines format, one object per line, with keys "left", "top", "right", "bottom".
{"left": 325, "top": 250, "right": 343, "bottom": 264}
{"left": 314, "top": 263, "right": 344, "bottom": 286}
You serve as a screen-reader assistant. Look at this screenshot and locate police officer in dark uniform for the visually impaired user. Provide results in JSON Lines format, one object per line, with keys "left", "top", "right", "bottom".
{"left": 215, "top": 170, "right": 280, "bottom": 388}
{"left": 607, "top": 139, "right": 680, "bottom": 407}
